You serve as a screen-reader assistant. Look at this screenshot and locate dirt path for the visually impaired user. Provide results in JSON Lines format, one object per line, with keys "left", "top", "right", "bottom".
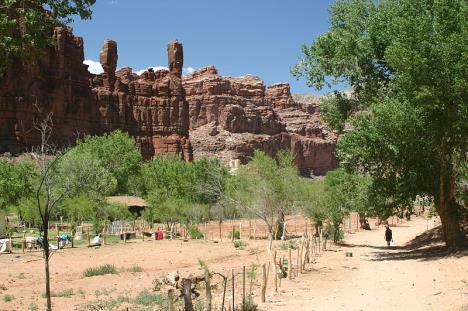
{"left": 262, "top": 217, "right": 468, "bottom": 311}
{"left": 0, "top": 217, "right": 466, "bottom": 310}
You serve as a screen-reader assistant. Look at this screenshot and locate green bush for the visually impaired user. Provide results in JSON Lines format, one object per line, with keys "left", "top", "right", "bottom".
{"left": 83, "top": 264, "right": 118, "bottom": 278}
{"left": 233, "top": 240, "right": 247, "bottom": 249}
{"left": 3, "top": 294, "right": 14, "bottom": 302}
{"left": 120, "top": 265, "right": 143, "bottom": 273}
{"left": 228, "top": 230, "right": 240, "bottom": 240}
{"left": 188, "top": 225, "right": 204, "bottom": 239}
{"left": 279, "top": 240, "right": 298, "bottom": 250}
{"left": 42, "top": 289, "right": 74, "bottom": 298}
{"left": 234, "top": 297, "right": 258, "bottom": 311}
{"left": 133, "top": 289, "right": 166, "bottom": 307}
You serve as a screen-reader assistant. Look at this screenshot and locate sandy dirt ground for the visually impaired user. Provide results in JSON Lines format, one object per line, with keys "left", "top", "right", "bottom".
{"left": 0, "top": 216, "right": 466, "bottom": 311}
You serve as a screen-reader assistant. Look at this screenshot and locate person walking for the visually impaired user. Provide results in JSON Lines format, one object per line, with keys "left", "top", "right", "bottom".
{"left": 384, "top": 225, "right": 393, "bottom": 247}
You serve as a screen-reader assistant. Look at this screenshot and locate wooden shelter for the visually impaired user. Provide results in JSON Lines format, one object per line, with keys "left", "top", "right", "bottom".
{"left": 106, "top": 196, "right": 148, "bottom": 215}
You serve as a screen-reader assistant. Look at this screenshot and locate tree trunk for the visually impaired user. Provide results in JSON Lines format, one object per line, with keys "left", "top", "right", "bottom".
{"left": 275, "top": 212, "right": 285, "bottom": 240}
{"left": 437, "top": 196, "right": 463, "bottom": 248}
{"left": 438, "top": 170, "right": 463, "bottom": 248}
{"left": 43, "top": 231, "right": 52, "bottom": 311}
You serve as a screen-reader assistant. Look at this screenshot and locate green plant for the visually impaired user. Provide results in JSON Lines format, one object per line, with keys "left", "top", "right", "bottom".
{"left": 29, "top": 303, "right": 38, "bottom": 311}
{"left": 152, "top": 278, "right": 163, "bottom": 292}
{"left": 234, "top": 296, "right": 258, "bottom": 311}
{"left": 228, "top": 230, "right": 241, "bottom": 240}
{"left": 133, "top": 289, "right": 166, "bottom": 307}
{"left": 83, "top": 264, "right": 118, "bottom": 278}
{"left": 120, "top": 265, "right": 143, "bottom": 273}
{"left": 3, "top": 294, "right": 14, "bottom": 302}
{"left": 233, "top": 240, "right": 247, "bottom": 250}
{"left": 188, "top": 225, "right": 204, "bottom": 239}
{"left": 94, "top": 288, "right": 116, "bottom": 298}
{"left": 16, "top": 272, "right": 27, "bottom": 279}
{"left": 279, "top": 240, "right": 298, "bottom": 250}
{"left": 81, "top": 295, "right": 130, "bottom": 310}
{"left": 42, "top": 289, "right": 74, "bottom": 298}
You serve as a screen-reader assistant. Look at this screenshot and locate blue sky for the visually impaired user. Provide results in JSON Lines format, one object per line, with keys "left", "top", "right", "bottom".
{"left": 72, "top": 0, "right": 337, "bottom": 94}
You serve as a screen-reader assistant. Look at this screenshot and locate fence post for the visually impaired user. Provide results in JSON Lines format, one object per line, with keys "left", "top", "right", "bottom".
{"left": 168, "top": 289, "right": 175, "bottom": 311}
{"left": 261, "top": 263, "right": 267, "bottom": 303}
{"left": 288, "top": 248, "right": 292, "bottom": 280}
{"left": 273, "top": 250, "right": 278, "bottom": 293}
{"left": 182, "top": 278, "right": 194, "bottom": 311}
{"left": 232, "top": 269, "right": 235, "bottom": 311}
{"left": 242, "top": 266, "right": 246, "bottom": 307}
{"left": 299, "top": 240, "right": 304, "bottom": 274}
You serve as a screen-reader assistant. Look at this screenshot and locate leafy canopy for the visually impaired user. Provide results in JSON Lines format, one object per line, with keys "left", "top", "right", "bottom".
{"left": 292, "top": 0, "right": 467, "bottom": 241}
{"left": 0, "top": 0, "right": 96, "bottom": 76}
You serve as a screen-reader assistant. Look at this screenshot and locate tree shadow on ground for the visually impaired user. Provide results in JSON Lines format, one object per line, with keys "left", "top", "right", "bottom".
{"left": 338, "top": 225, "right": 468, "bottom": 262}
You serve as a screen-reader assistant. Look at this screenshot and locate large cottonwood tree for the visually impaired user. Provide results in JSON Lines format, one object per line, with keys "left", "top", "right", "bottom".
{"left": 293, "top": 0, "right": 467, "bottom": 247}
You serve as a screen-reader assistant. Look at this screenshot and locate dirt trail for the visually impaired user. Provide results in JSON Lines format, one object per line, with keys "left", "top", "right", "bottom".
{"left": 0, "top": 217, "right": 466, "bottom": 311}
{"left": 262, "top": 217, "right": 468, "bottom": 311}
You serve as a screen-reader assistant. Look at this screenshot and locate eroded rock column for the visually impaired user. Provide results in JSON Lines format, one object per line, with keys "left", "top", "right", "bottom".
{"left": 167, "top": 40, "right": 183, "bottom": 77}
{"left": 100, "top": 39, "right": 118, "bottom": 91}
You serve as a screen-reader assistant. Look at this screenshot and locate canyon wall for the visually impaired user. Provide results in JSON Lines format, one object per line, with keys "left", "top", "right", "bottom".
{"left": 0, "top": 27, "right": 192, "bottom": 161}
{"left": 0, "top": 27, "right": 337, "bottom": 175}
{"left": 183, "top": 67, "right": 338, "bottom": 176}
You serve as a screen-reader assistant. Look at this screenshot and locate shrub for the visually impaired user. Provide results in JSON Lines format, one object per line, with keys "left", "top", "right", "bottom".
{"left": 234, "top": 297, "right": 258, "bottom": 310}
{"left": 3, "top": 294, "right": 14, "bottom": 302}
{"left": 42, "top": 289, "right": 74, "bottom": 298}
{"left": 133, "top": 289, "right": 166, "bottom": 307}
{"left": 29, "top": 303, "right": 38, "bottom": 311}
{"left": 120, "top": 265, "right": 143, "bottom": 273}
{"left": 279, "top": 240, "right": 298, "bottom": 250}
{"left": 228, "top": 230, "right": 240, "bottom": 240}
{"left": 188, "top": 225, "right": 204, "bottom": 239}
{"left": 233, "top": 240, "right": 247, "bottom": 250}
{"left": 83, "top": 264, "right": 118, "bottom": 277}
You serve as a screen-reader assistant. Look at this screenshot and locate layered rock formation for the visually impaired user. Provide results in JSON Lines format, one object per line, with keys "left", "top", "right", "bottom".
{"left": 0, "top": 27, "right": 336, "bottom": 175}
{"left": 0, "top": 27, "right": 192, "bottom": 161}
{"left": 183, "top": 67, "right": 338, "bottom": 176}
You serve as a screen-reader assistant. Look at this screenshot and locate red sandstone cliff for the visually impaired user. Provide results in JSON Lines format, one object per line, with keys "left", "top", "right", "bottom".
{"left": 0, "top": 27, "right": 192, "bottom": 161}
{"left": 183, "top": 67, "right": 338, "bottom": 176}
{"left": 0, "top": 28, "right": 336, "bottom": 175}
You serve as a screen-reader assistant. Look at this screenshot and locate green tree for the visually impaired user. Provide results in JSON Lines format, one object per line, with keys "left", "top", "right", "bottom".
{"left": 0, "top": 159, "right": 37, "bottom": 211}
{"left": 293, "top": 0, "right": 467, "bottom": 247}
{"left": 0, "top": 0, "right": 95, "bottom": 76}
{"left": 231, "top": 150, "right": 300, "bottom": 250}
{"left": 296, "top": 180, "right": 328, "bottom": 236}
{"left": 71, "top": 130, "right": 142, "bottom": 194}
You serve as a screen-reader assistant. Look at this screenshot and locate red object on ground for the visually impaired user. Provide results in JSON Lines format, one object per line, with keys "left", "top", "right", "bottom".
{"left": 157, "top": 230, "right": 164, "bottom": 240}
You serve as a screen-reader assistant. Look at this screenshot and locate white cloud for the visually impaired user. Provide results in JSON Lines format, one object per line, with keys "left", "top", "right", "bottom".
{"left": 83, "top": 59, "right": 103, "bottom": 74}
{"left": 183, "top": 66, "right": 195, "bottom": 75}
{"left": 135, "top": 66, "right": 168, "bottom": 75}
{"left": 135, "top": 66, "right": 196, "bottom": 76}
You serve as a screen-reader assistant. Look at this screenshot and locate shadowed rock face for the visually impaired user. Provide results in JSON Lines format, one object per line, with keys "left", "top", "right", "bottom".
{"left": 0, "top": 27, "right": 192, "bottom": 161}
{"left": 0, "top": 27, "right": 336, "bottom": 175}
{"left": 183, "top": 67, "right": 338, "bottom": 176}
